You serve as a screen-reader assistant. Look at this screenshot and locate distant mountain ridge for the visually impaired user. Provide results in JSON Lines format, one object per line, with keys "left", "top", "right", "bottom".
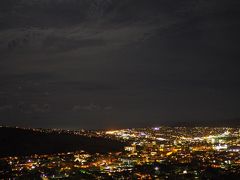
{"left": 168, "top": 118, "right": 240, "bottom": 127}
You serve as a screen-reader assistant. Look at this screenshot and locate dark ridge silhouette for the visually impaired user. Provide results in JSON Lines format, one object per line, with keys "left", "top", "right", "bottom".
{"left": 0, "top": 127, "right": 126, "bottom": 158}
{"left": 170, "top": 118, "right": 240, "bottom": 128}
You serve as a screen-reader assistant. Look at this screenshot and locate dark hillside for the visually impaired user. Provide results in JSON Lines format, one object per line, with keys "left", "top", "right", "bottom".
{"left": 0, "top": 127, "right": 126, "bottom": 158}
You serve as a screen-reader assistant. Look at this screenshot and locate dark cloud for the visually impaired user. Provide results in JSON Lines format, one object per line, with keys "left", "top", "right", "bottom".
{"left": 42, "top": 36, "right": 106, "bottom": 52}
{"left": 0, "top": 0, "right": 240, "bottom": 129}
{"left": 72, "top": 103, "right": 112, "bottom": 112}
{"left": 0, "top": 105, "right": 12, "bottom": 112}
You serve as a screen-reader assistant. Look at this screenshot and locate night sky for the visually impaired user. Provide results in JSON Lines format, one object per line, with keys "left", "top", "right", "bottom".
{"left": 0, "top": 0, "right": 240, "bottom": 129}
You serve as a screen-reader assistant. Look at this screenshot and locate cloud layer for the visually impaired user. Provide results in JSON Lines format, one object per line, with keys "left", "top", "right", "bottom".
{"left": 0, "top": 0, "right": 240, "bottom": 129}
